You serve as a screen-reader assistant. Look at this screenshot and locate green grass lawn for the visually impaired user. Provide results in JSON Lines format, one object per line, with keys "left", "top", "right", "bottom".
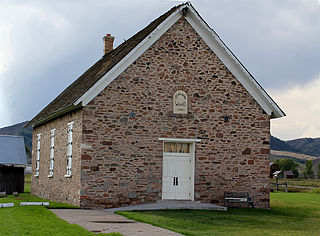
{"left": 118, "top": 192, "right": 320, "bottom": 236}
{"left": 0, "top": 174, "right": 122, "bottom": 236}
{"left": 24, "top": 173, "right": 31, "bottom": 193}
{"left": 3, "top": 175, "right": 320, "bottom": 235}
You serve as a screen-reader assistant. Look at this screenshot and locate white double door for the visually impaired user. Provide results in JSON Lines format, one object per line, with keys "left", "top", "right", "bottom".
{"left": 162, "top": 153, "right": 193, "bottom": 200}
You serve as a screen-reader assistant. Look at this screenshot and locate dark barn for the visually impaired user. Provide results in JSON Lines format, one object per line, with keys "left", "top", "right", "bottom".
{"left": 284, "top": 171, "right": 294, "bottom": 179}
{"left": 0, "top": 135, "right": 27, "bottom": 194}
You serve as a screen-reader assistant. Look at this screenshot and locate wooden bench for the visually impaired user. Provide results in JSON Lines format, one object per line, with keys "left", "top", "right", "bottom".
{"left": 224, "top": 192, "right": 254, "bottom": 208}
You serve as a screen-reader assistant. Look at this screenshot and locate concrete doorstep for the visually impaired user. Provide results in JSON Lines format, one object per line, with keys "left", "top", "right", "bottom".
{"left": 51, "top": 209, "right": 183, "bottom": 236}
{"left": 104, "top": 200, "right": 227, "bottom": 212}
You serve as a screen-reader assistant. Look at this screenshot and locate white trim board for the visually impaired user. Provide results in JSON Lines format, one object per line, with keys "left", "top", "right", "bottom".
{"left": 74, "top": 3, "right": 284, "bottom": 119}
{"left": 158, "top": 138, "right": 201, "bottom": 143}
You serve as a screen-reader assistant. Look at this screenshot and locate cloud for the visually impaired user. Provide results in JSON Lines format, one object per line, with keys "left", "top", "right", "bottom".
{"left": 0, "top": 2, "right": 73, "bottom": 124}
{"left": 197, "top": 0, "right": 320, "bottom": 89}
{"left": 0, "top": 87, "right": 11, "bottom": 128}
{"left": 270, "top": 76, "right": 320, "bottom": 140}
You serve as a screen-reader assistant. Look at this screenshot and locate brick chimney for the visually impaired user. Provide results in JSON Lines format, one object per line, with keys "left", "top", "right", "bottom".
{"left": 103, "top": 34, "right": 114, "bottom": 55}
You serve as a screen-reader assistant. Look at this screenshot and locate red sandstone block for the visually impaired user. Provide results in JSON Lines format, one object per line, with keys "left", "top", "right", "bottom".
{"left": 81, "top": 155, "right": 92, "bottom": 160}
{"left": 242, "top": 148, "right": 252, "bottom": 155}
{"left": 248, "top": 160, "right": 254, "bottom": 165}
{"left": 260, "top": 148, "right": 270, "bottom": 154}
{"left": 261, "top": 121, "right": 269, "bottom": 128}
{"left": 216, "top": 133, "right": 223, "bottom": 138}
{"left": 101, "top": 141, "right": 113, "bottom": 145}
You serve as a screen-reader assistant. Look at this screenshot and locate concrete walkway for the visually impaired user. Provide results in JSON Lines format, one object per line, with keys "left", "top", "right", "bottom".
{"left": 51, "top": 209, "right": 183, "bottom": 236}
{"left": 51, "top": 201, "right": 226, "bottom": 235}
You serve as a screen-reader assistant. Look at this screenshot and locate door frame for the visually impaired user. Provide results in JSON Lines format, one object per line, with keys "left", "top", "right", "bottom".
{"left": 158, "top": 138, "right": 201, "bottom": 201}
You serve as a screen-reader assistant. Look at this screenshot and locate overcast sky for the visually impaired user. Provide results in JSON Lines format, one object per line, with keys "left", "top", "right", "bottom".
{"left": 0, "top": 0, "right": 319, "bottom": 140}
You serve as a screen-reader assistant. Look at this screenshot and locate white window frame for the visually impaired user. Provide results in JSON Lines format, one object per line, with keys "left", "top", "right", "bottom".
{"left": 34, "top": 133, "right": 41, "bottom": 177}
{"left": 48, "top": 129, "right": 55, "bottom": 178}
{"left": 65, "top": 122, "right": 74, "bottom": 177}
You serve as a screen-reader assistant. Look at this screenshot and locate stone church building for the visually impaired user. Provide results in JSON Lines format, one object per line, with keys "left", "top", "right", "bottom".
{"left": 28, "top": 3, "right": 285, "bottom": 209}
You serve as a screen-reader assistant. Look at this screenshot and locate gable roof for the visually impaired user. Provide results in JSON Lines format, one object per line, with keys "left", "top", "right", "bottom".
{"left": 0, "top": 135, "right": 27, "bottom": 166}
{"left": 28, "top": 3, "right": 285, "bottom": 127}
{"left": 284, "top": 171, "right": 294, "bottom": 176}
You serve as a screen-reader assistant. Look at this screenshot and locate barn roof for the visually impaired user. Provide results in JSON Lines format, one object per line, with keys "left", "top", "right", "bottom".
{"left": 284, "top": 171, "right": 294, "bottom": 176}
{"left": 0, "top": 135, "right": 27, "bottom": 166}
{"left": 28, "top": 2, "right": 285, "bottom": 128}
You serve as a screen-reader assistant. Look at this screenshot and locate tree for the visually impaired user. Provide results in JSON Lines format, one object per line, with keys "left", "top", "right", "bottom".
{"left": 317, "top": 163, "right": 320, "bottom": 179}
{"left": 275, "top": 159, "right": 300, "bottom": 178}
{"left": 303, "top": 160, "right": 314, "bottom": 179}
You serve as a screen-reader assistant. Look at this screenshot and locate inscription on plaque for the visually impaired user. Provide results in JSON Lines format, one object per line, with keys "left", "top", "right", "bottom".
{"left": 173, "top": 90, "right": 187, "bottom": 114}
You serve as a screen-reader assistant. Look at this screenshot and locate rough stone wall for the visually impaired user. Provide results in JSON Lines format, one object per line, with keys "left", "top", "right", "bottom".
{"left": 31, "top": 109, "right": 82, "bottom": 206}
{"left": 80, "top": 17, "right": 270, "bottom": 209}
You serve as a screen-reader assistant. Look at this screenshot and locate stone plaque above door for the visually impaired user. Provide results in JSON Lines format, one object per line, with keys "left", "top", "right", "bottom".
{"left": 173, "top": 90, "right": 187, "bottom": 114}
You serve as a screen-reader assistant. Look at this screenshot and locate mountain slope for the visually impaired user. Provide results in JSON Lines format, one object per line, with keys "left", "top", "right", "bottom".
{"left": 287, "top": 138, "right": 320, "bottom": 157}
{"left": 271, "top": 135, "right": 320, "bottom": 157}
{"left": 270, "top": 135, "right": 301, "bottom": 153}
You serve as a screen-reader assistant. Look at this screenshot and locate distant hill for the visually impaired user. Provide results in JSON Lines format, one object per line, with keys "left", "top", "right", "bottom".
{"left": 270, "top": 136, "right": 301, "bottom": 153}
{"left": 271, "top": 135, "right": 320, "bottom": 157}
{"left": 287, "top": 138, "right": 320, "bottom": 157}
{"left": 0, "top": 121, "right": 32, "bottom": 163}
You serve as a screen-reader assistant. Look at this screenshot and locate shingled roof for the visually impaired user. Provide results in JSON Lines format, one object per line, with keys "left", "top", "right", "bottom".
{"left": 28, "top": 4, "right": 183, "bottom": 127}
{"left": 28, "top": 2, "right": 285, "bottom": 127}
{"left": 0, "top": 135, "right": 27, "bottom": 165}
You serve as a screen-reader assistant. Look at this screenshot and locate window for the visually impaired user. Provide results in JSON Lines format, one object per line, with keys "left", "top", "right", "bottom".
{"left": 35, "top": 133, "right": 41, "bottom": 177}
{"left": 164, "top": 142, "right": 190, "bottom": 153}
{"left": 65, "top": 122, "right": 74, "bottom": 177}
{"left": 48, "top": 129, "right": 55, "bottom": 177}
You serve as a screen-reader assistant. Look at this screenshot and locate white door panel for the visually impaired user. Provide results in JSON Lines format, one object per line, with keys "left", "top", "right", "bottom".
{"left": 162, "top": 152, "right": 192, "bottom": 200}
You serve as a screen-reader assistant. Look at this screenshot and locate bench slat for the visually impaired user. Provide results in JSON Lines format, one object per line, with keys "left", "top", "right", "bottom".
{"left": 224, "top": 191, "right": 254, "bottom": 208}
{"left": 225, "top": 197, "right": 248, "bottom": 202}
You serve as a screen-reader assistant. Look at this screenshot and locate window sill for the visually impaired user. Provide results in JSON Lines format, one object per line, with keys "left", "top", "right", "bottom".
{"left": 64, "top": 174, "right": 72, "bottom": 178}
{"left": 47, "top": 174, "right": 53, "bottom": 178}
{"left": 34, "top": 174, "right": 39, "bottom": 178}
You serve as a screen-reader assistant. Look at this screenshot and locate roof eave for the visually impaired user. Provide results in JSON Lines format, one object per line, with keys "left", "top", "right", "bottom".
{"left": 0, "top": 163, "right": 26, "bottom": 167}
{"left": 31, "top": 103, "right": 82, "bottom": 128}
